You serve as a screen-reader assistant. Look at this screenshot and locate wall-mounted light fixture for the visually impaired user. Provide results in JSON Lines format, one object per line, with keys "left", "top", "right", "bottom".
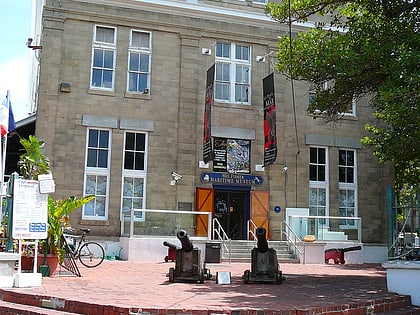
{"left": 59, "top": 82, "right": 71, "bottom": 93}
{"left": 143, "top": 88, "right": 149, "bottom": 94}
{"left": 26, "top": 38, "right": 42, "bottom": 50}
{"left": 201, "top": 48, "right": 211, "bottom": 55}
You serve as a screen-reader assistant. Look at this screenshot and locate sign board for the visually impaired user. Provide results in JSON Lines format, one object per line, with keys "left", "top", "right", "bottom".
{"left": 200, "top": 172, "right": 263, "bottom": 186}
{"left": 12, "top": 179, "right": 48, "bottom": 240}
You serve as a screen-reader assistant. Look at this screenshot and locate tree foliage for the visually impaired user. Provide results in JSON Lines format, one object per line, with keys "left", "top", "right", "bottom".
{"left": 266, "top": 0, "right": 419, "bottom": 190}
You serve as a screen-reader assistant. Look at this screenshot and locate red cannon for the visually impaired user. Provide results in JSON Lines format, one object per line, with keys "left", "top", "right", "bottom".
{"left": 325, "top": 246, "right": 362, "bottom": 264}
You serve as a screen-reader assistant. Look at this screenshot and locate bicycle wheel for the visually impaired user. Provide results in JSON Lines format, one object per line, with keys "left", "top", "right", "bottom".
{"left": 78, "top": 241, "right": 105, "bottom": 268}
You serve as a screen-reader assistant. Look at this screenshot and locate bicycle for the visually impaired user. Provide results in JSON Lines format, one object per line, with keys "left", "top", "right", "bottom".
{"left": 62, "top": 227, "right": 105, "bottom": 268}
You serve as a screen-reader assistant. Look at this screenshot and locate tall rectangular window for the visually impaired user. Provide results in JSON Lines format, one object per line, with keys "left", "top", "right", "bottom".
{"left": 83, "top": 129, "right": 111, "bottom": 220}
{"left": 339, "top": 149, "right": 357, "bottom": 227}
{"left": 128, "top": 30, "right": 151, "bottom": 94}
{"left": 90, "top": 25, "right": 116, "bottom": 90}
{"left": 309, "top": 147, "right": 329, "bottom": 227}
{"left": 215, "top": 42, "right": 251, "bottom": 104}
{"left": 121, "top": 132, "right": 147, "bottom": 221}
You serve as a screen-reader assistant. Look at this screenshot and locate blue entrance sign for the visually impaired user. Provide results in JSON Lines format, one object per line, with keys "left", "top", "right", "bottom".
{"left": 200, "top": 172, "right": 263, "bottom": 186}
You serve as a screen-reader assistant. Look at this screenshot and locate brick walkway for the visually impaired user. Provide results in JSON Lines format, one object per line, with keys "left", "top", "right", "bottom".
{"left": 1, "top": 260, "right": 420, "bottom": 314}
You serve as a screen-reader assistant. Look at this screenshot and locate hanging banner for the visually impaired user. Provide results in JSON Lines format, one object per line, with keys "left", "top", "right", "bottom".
{"left": 263, "top": 73, "right": 277, "bottom": 166}
{"left": 203, "top": 64, "right": 215, "bottom": 164}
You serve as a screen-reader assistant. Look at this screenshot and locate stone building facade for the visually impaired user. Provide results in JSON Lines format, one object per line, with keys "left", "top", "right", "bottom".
{"left": 32, "top": 0, "right": 393, "bottom": 245}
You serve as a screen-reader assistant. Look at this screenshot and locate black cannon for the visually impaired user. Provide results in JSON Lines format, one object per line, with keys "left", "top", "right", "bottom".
{"left": 167, "top": 230, "right": 210, "bottom": 283}
{"left": 243, "top": 227, "right": 283, "bottom": 284}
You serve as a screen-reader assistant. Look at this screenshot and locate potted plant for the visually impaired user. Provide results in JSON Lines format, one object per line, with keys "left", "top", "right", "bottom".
{"left": 17, "top": 135, "right": 94, "bottom": 274}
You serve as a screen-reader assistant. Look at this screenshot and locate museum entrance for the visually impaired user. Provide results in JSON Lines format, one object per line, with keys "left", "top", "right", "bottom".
{"left": 214, "top": 190, "right": 249, "bottom": 240}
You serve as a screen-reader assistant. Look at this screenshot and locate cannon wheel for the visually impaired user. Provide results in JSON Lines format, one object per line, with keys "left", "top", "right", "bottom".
{"left": 199, "top": 270, "right": 205, "bottom": 284}
{"left": 243, "top": 270, "right": 250, "bottom": 284}
{"left": 168, "top": 267, "right": 175, "bottom": 282}
{"left": 276, "top": 271, "right": 282, "bottom": 284}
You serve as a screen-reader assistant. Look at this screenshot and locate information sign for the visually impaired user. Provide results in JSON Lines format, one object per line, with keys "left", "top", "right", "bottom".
{"left": 12, "top": 179, "right": 48, "bottom": 240}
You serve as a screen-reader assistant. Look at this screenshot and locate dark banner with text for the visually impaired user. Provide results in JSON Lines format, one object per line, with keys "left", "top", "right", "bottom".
{"left": 203, "top": 64, "right": 215, "bottom": 163}
{"left": 263, "top": 73, "right": 277, "bottom": 166}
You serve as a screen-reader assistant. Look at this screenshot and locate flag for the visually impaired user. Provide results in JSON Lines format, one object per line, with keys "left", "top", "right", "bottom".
{"left": 0, "top": 92, "right": 16, "bottom": 137}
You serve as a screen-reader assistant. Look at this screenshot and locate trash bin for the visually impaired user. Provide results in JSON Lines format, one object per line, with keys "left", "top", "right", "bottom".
{"left": 205, "top": 242, "right": 221, "bottom": 263}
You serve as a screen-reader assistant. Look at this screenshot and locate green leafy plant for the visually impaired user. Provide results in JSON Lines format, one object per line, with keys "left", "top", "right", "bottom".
{"left": 47, "top": 195, "right": 95, "bottom": 262}
{"left": 18, "top": 135, "right": 50, "bottom": 180}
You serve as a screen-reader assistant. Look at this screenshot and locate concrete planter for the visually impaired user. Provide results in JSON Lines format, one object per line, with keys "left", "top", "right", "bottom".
{"left": 382, "top": 260, "right": 420, "bottom": 306}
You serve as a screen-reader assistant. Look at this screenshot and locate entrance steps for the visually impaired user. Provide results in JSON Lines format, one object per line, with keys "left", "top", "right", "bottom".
{"left": 221, "top": 240, "right": 299, "bottom": 263}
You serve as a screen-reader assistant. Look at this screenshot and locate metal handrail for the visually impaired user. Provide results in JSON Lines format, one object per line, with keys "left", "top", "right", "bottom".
{"left": 212, "top": 218, "right": 231, "bottom": 262}
{"left": 247, "top": 219, "right": 258, "bottom": 241}
{"left": 281, "top": 220, "right": 303, "bottom": 258}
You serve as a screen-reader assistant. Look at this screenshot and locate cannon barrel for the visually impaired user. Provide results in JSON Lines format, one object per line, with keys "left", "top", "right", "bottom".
{"left": 256, "top": 227, "right": 268, "bottom": 253}
{"left": 177, "top": 230, "right": 194, "bottom": 252}
{"left": 163, "top": 241, "right": 179, "bottom": 250}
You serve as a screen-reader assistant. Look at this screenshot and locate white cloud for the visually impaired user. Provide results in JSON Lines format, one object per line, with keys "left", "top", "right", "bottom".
{"left": 0, "top": 54, "right": 31, "bottom": 121}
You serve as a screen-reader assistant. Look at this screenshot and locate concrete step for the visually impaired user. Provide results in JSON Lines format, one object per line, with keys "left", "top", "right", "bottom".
{"left": 221, "top": 240, "right": 298, "bottom": 262}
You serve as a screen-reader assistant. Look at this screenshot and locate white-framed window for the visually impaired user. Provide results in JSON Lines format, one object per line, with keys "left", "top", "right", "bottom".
{"left": 253, "top": 0, "right": 268, "bottom": 3}
{"left": 83, "top": 129, "right": 111, "bottom": 220}
{"left": 309, "top": 81, "right": 356, "bottom": 116}
{"left": 90, "top": 25, "right": 116, "bottom": 90}
{"left": 127, "top": 30, "right": 151, "bottom": 94}
{"left": 121, "top": 132, "right": 147, "bottom": 222}
{"left": 338, "top": 149, "right": 357, "bottom": 228}
{"left": 215, "top": 42, "right": 251, "bottom": 104}
{"left": 309, "top": 147, "right": 329, "bottom": 227}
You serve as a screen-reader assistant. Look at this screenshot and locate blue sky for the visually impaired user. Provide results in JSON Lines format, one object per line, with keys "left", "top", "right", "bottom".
{"left": 0, "top": 1, "right": 32, "bottom": 121}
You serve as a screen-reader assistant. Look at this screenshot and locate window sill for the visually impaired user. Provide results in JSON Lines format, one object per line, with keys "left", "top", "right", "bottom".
{"left": 124, "top": 91, "right": 152, "bottom": 100}
{"left": 214, "top": 101, "right": 253, "bottom": 110}
{"left": 80, "top": 219, "right": 109, "bottom": 226}
{"left": 88, "top": 88, "right": 116, "bottom": 97}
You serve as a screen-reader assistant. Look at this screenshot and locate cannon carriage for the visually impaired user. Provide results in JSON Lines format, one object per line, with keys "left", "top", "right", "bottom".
{"left": 167, "top": 230, "right": 211, "bottom": 283}
{"left": 242, "top": 227, "right": 284, "bottom": 284}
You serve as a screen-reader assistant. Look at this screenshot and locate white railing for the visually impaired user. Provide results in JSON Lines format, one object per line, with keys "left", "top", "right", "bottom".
{"left": 212, "top": 218, "right": 231, "bottom": 261}
{"left": 247, "top": 219, "right": 258, "bottom": 240}
{"left": 280, "top": 220, "right": 303, "bottom": 258}
{"left": 285, "top": 215, "right": 362, "bottom": 242}
{"left": 121, "top": 208, "right": 212, "bottom": 239}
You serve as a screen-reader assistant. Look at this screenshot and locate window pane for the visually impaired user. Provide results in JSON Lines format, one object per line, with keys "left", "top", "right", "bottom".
{"left": 85, "top": 175, "right": 97, "bottom": 194}
{"left": 129, "top": 53, "right": 140, "bottom": 71}
{"left": 134, "top": 153, "right": 144, "bottom": 170}
{"left": 98, "top": 150, "right": 108, "bottom": 168}
{"left": 235, "top": 45, "right": 249, "bottom": 61}
{"left": 318, "top": 165, "right": 325, "bottom": 181}
{"left": 310, "top": 147, "right": 317, "bottom": 163}
{"left": 347, "top": 168, "right": 354, "bottom": 183}
{"left": 97, "top": 176, "right": 107, "bottom": 195}
{"left": 88, "top": 130, "right": 98, "bottom": 147}
{"left": 104, "top": 50, "right": 114, "bottom": 68}
{"left": 128, "top": 73, "right": 138, "bottom": 92}
{"left": 132, "top": 31, "right": 150, "bottom": 48}
{"left": 139, "top": 54, "right": 149, "bottom": 72}
{"left": 124, "top": 152, "right": 134, "bottom": 169}
{"left": 126, "top": 133, "right": 135, "bottom": 150}
{"left": 91, "top": 70, "right": 102, "bottom": 87}
{"left": 96, "top": 27, "right": 114, "bottom": 43}
{"left": 87, "top": 149, "right": 98, "bottom": 167}
{"left": 309, "top": 165, "right": 317, "bottom": 181}
{"left": 139, "top": 74, "right": 148, "bottom": 92}
{"left": 347, "top": 151, "right": 354, "bottom": 166}
{"left": 135, "top": 134, "right": 145, "bottom": 151}
{"left": 99, "top": 131, "right": 109, "bottom": 148}
{"left": 339, "top": 150, "right": 346, "bottom": 166}
{"left": 133, "top": 178, "right": 144, "bottom": 197}
{"left": 216, "top": 42, "right": 230, "bottom": 58}
{"left": 93, "top": 49, "right": 104, "bottom": 67}
{"left": 103, "top": 70, "right": 113, "bottom": 88}
{"left": 95, "top": 196, "right": 106, "bottom": 216}
{"left": 339, "top": 167, "right": 346, "bottom": 182}
{"left": 318, "top": 148, "right": 325, "bottom": 164}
